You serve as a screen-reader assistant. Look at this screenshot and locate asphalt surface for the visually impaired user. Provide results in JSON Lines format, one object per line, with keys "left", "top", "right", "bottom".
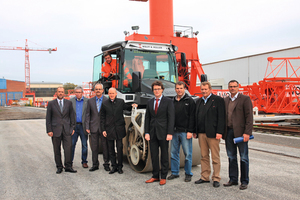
{"left": 0, "top": 119, "right": 299, "bottom": 200}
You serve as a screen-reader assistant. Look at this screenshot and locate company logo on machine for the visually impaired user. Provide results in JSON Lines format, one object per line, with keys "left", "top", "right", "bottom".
{"left": 126, "top": 42, "right": 170, "bottom": 51}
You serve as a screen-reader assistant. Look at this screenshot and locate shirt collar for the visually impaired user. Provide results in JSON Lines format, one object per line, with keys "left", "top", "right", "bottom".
{"left": 229, "top": 92, "right": 239, "bottom": 101}
{"left": 175, "top": 93, "right": 185, "bottom": 101}
{"left": 96, "top": 95, "right": 103, "bottom": 101}
{"left": 76, "top": 96, "right": 84, "bottom": 102}
{"left": 57, "top": 98, "right": 63, "bottom": 103}
{"left": 202, "top": 93, "right": 212, "bottom": 101}
{"left": 156, "top": 95, "right": 163, "bottom": 101}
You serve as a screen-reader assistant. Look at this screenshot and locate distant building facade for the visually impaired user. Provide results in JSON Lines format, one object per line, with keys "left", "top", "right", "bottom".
{"left": 30, "top": 82, "right": 63, "bottom": 101}
{"left": 0, "top": 79, "right": 25, "bottom": 106}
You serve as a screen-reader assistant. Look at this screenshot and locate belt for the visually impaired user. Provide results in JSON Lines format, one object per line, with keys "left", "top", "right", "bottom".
{"left": 76, "top": 122, "right": 82, "bottom": 125}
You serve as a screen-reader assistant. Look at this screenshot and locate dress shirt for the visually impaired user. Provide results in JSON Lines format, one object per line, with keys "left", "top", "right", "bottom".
{"left": 229, "top": 92, "right": 239, "bottom": 101}
{"left": 96, "top": 95, "right": 104, "bottom": 112}
{"left": 153, "top": 95, "right": 163, "bottom": 110}
{"left": 202, "top": 93, "right": 212, "bottom": 104}
{"left": 56, "top": 98, "right": 64, "bottom": 108}
{"left": 76, "top": 97, "right": 84, "bottom": 123}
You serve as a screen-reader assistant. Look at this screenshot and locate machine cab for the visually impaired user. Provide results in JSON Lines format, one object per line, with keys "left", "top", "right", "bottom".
{"left": 93, "top": 41, "right": 178, "bottom": 97}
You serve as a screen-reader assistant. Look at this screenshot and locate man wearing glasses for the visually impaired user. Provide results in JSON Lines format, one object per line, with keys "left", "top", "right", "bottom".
{"left": 85, "top": 83, "right": 109, "bottom": 172}
{"left": 144, "top": 81, "right": 175, "bottom": 186}
{"left": 70, "top": 86, "right": 89, "bottom": 168}
{"left": 223, "top": 80, "right": 253, "bottom": 190}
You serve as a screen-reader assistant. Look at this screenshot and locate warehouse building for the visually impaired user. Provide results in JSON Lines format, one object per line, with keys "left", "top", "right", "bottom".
{"left": 0, "top": 79, "right": 25, "bottom": 106}
{"left": 30, "top": 82, "right": 63, "bottom": 101}
{"left": 202, "top": 46, "right": 300, "bottom": 89}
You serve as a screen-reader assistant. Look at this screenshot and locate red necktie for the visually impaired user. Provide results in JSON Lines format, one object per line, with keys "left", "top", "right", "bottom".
{"left": 155, "top": 99, "right": 159, "bottom": 114}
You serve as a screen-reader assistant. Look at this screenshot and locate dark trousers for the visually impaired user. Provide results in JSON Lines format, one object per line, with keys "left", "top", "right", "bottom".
{"left": 225, "top": 128, "right": 249, "bottom": 184}
{"left": 71, "top": 124, "right": 88, "bottom": 164}
{"left": 90, "top": 132, "right": 100, "bottom": 167}
{"left": 52, "top": 132, "right": 72, "bottom": 169}
{"left": 107, "top": 139, "right": 123, "bottom": 169}
{"left": 150, "top": 134, "right": 169, "bottom": 179}
{"left": 100, "top": 133, "right": 110, "bottom": 167}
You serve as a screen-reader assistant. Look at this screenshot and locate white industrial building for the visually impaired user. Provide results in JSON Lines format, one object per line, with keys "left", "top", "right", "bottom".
{"left": 202, "top": 46, "right": 300, "bottom": 89}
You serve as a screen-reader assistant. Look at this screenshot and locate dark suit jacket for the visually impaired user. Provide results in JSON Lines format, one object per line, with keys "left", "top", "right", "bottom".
{"left": 85, "top": 96, "right": 108, "bottom": 133}
{"left": 46, "top": 99, "right": 75, "bottom": 137}
{"left": 195, "top": 94, "right": 226, "bottom": 138}
{"left": 144, "top": 96, "right": 175, "bottom": 140}
{"left": 100, "top": 98, "right": 131, "bottom": 140}
{"left": 224, "top": 93, "right": 253, "bottom": 139}
{"left": 70, "top": 97, "right": 88, "bottom": 135}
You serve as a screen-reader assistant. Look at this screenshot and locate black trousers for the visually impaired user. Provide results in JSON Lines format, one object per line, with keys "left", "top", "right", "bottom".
{"left": 107, "top": 139, "right": 123, "bottom": 169}
{"left": 90, "top": 131, "right": 110, "bottom": 167}
{"left": 150, "top": 134, "right": 169, "bottom": 179}
{"left": 52, "top": 132, "right": 72, "bottom": 169}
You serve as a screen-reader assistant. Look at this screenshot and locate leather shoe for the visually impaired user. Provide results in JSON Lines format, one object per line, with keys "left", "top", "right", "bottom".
{"left": 65, "top": 167, "right": 77, "bottom": 173}
{"left": 213, "top": 181, "right": 220, "bottom": 188}
{"left": 185, "top": 174, "right": 192, "bottom": 182}
{"left": 89, "top": 166, "right": 99, "bottom": 172}
{"left": 82, "top": 163, "right": 88, "bottom": 168}
{"left": 109, "top": 167, "right": 118, "bottom": 174}
{"left": 118, "top": 168, "right": 123, "bottom": 174}
{"left": 104, "top": 166, "right": 111, "bottom": 171}
{"left": 223, "top": 181, "right": 238, "bottom": 187}
{"left": 167, "top": 174, "right": 179, "bottom": 180}
{"left": 145, "top": 178, "right": 160, "bottom": 183}
{"left": 159, "top": 179, "right": 166, "bottom": 185}
{"left": 195, "top": 179, "right": 210, "bottom": 184}
{"left": 240, "top": 183, "right": 248, "bottom": 190}
{"left": 56, "top": 168, "right": 63, "bottom": 174}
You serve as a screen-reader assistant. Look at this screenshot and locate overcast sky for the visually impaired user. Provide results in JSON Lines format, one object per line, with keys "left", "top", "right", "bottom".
{"left": 1, "top": 0, "right": 300, "bottom": 85}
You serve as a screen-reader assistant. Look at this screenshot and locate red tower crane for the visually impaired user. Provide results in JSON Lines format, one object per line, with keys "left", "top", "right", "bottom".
{"left": 0, "top": 39, "right": 57, "bottom": 93}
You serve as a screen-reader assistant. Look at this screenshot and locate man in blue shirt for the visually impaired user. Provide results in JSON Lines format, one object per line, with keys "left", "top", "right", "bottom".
{"left": 70, "top": 86, "right": 89, "bottom": 168}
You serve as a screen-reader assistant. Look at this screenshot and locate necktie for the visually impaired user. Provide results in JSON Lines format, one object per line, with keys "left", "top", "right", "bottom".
{"left": 59, "top": 100, "right": 63, "bottom": 112}
{"left": 155, "top": 99, "right": 159, "bottom": 114}
{"left": 97, "top": 98, "right": 100, "bottom": 112}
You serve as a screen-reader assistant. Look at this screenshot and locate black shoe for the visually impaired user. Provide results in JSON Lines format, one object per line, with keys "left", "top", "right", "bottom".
{"left": 185, "top": 174, "right": 192, "bottom": 182}
{"left": 223, "top": 181, "right": 238, "bottom": 187}
{"left": 118, "top": 168, "right": 123, "bottom": 174}
{"left": 104, "top": 166, "right": 111, "bottom": 171}
{"left": 240, "top": 183, "right": 248, "bottom": 190}
{"left": 65, "top": 167, "right": 77, "bottom": 173}
{"left": 167, "top": 174, "right": 179, "bottom": 180}
{"left": 195, "top": 179, "right": 210, "bottom": 184}
{"left": 89, "top": 166, "right": 99, "bottom": 172}
{"left": 56, "top": 168, "right": 63, "bottom": 174}
{"left": 109, "top": 167, "right": 118, "bottom": 174}
{"left": 213, "top": 181, "right": 220, "bottom": 188}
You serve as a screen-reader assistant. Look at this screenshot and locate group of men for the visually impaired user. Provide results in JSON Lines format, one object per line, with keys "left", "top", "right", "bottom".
{"left": 46, "top": 84, "right": 137, "bottom": 176}
{"left": 46, "top": 79, "right": 252, "bottom": 190}
{"left": 144, "top": 80, "right": 252, "bottom": 190}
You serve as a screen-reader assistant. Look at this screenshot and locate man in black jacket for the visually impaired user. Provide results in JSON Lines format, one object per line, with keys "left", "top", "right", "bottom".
{"left": 167, "top": 81, "right": 195, "bottom": 182}
{"left": 193, "top": 82, "right": 225, "bottom": 188}
{"left": 101, "top": 87, "right": 137, "bottom": 174}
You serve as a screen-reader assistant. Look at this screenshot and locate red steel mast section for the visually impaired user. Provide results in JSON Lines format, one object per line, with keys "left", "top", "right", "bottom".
{"left": 0, "top": 39, "right": 57, "bottom": 92}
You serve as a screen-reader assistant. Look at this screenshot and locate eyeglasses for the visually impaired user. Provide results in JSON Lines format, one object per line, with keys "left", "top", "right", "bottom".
{"left": 229, "top": 86, "right": 238, "bottom": 88}
{"left": 153, "top": 89, "right": 162, "bottom": 91}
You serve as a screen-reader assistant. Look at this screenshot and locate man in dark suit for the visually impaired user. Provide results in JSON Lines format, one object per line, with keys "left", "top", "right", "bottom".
{"left": 70, "top": 86, "right": 89, "bottom": 168}
{"left": 223, "top": 80, "right": 253, "bottom": 190}
{"left": 46, "top": 87, "right": 76, "bottom": 174}
{"left": 144, "top": 81, "right": 175, "bottom": 186}
{"left": 101, "top": 87, "right": 137, "bottom": 174}
{"left": 193, "top": 82, "right": 225, "bottom": 187}
{"left": 85, "top": 83, "right": 109, "bottom": 172}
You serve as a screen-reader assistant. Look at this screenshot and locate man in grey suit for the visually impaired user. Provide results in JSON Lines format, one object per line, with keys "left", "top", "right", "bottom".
{"left": 85, "top": 83, "right": 110, "bottom": 172}
{"left": 223, "top": 80, "right": 253, "bottom": 190}
{"left": 46, "top": 87, "right": 76, "bottom": 174}
{"left": 70, "top": 86, "right": 89, "bottom": 168}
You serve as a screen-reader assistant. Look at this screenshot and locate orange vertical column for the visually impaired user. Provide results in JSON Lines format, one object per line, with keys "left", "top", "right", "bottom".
{"left": 149, "top": 0, "right": 173, "bottom": 37}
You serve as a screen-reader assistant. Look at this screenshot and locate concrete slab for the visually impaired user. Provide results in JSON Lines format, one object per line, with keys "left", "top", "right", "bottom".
{"left": 0, "top": 119, "right": 299, "bottom": 199}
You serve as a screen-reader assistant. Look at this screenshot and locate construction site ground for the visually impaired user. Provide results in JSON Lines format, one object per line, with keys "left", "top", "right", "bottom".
{"left": 0, "top": 106, "right": 46, "bottom": 120}
{"left": 0, "top": 107, "right": 299, "bottom": 199}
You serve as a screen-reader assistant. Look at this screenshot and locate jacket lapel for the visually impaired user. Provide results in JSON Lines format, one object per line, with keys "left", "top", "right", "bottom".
{"left": 202, "top": 94, "right": 214, "bottom": 115}
{"left": 54, "top": 99, "right": 62, "bottom": 113}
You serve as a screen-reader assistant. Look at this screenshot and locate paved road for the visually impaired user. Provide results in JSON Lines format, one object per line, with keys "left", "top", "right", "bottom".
{"left": 0, "top": 119, "right": 299, "bottom": 200}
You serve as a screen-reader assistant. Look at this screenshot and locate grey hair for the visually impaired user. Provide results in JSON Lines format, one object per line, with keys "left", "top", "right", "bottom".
{"left": 74, "top": 86, "right": 83, "bottom": 92}
{"left": 94, "top": 83, "right": 103, "bottom": 89}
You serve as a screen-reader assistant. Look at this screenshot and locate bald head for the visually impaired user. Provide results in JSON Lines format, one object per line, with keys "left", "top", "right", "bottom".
{"left": 108, "top": 87, "right": 117, "bottom": 100}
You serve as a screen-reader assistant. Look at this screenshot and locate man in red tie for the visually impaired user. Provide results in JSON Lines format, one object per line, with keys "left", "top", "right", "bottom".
{"left": 144, "top": 81, "right": 175, "bottom": 185}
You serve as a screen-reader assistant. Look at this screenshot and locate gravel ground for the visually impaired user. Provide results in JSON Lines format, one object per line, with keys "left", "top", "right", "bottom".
{"left": 0, "top": 106, "right": 46, "bottom": 120}
{"left": 0, "top": 119, "right": 299, "bottom": 200}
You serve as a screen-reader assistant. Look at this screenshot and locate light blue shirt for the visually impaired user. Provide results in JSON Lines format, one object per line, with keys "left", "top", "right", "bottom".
{"left": 202, "top": 93, "right": 212, "bottom": 104}
{"left": 56, "top": 98, "right": 64, "bottom": 107}
{"left": 96, "top": 95, "right": 104, "bottom": 112}
{"left": 76, "top": 97, "right": 84, "bottom": 123}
